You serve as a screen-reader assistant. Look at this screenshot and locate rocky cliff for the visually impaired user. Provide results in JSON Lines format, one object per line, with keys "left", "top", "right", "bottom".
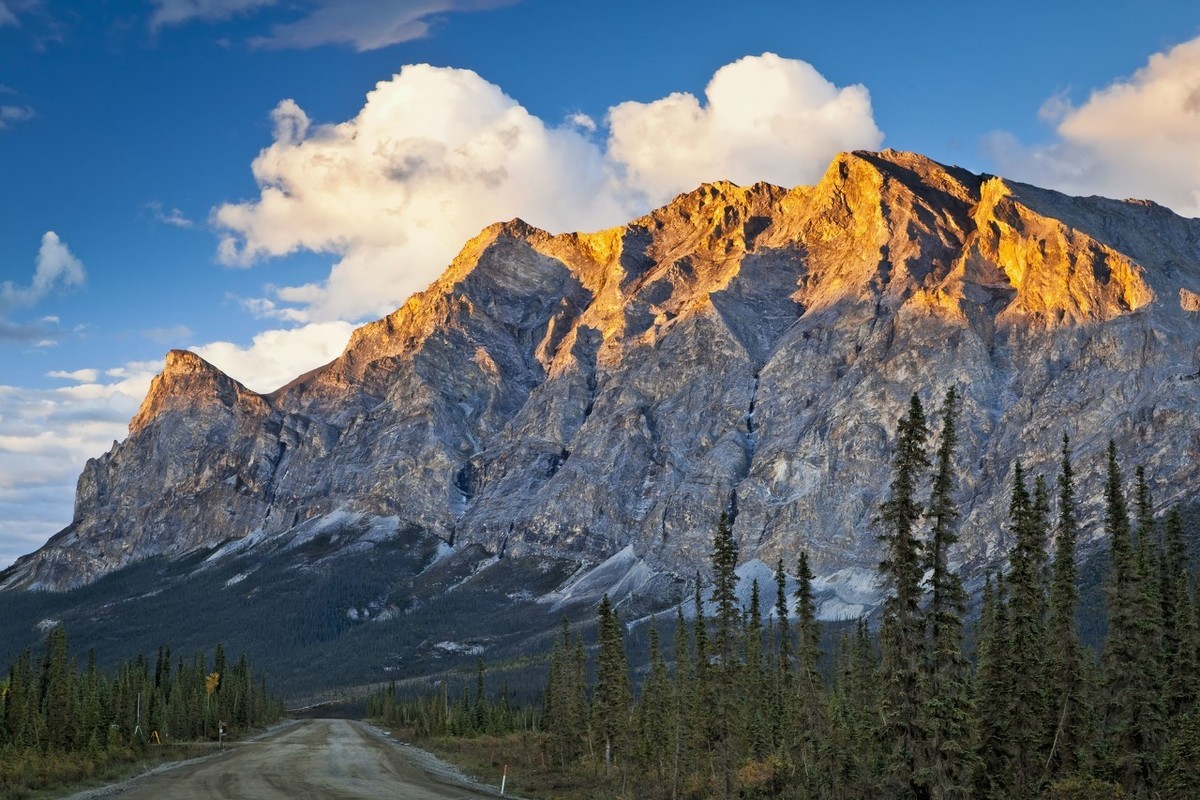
{"left": 6, "top": 149, "right": 1200, "bottom": 597}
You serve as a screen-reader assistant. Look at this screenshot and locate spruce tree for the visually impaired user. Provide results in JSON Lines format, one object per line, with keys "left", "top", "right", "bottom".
{"left": 1101, "top": 442, "right": 1158, "bottom": 796}
{"left": 1046, "top": 434, "right": 1085, "bottom": 780}
{"left": 635, "top": 624, "right": 673, "bottom": 784}
{"left": 671, "top": 603, "right": 693, "bottom": 798}
{"left": 918, "top": 386, "right": 976, "bottom": 800}
{"left": 742, "top": 579, "right": 771, "bottom": 759}
{"left": 1005, "top": 465, "right": 1051, "bottom": 797}
{"left": 877, "top": 392, "right": 930, "bottom": 799}
{"left": 793, "top": 550, "right": 825, "bottom": 783}
{"left": 775, "top": 558, "right": 792, "bottom": 680}
{"left": 544, "top": 617, "right": 585, "bottom": 767}
{"left": 974, "top": 573, "right": 1012, "bottom": 800}
{"left": 709, "top": 513, "right": 741, "bottom": 798}
{"left": 1162, "top": 506, "right": 1197, "bottom": 718}
{"left": 593, "top": 594, "right": 631, "bottom": 776}
{"left": 772, "top": 557, "right": 797, "bottom": 760}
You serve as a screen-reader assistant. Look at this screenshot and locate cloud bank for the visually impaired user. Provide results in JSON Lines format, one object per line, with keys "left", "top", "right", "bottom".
{"left": 216, "top": 54, "right": 883, "bottom": 322}
{"left": 986, "top": 35, "right": 1200, "bottom": 217}
{"left": 0, "top": 364, "right": 156, "bottom": 569}
{"left": 0, "top": 317, "right": 354, "bottom": 568}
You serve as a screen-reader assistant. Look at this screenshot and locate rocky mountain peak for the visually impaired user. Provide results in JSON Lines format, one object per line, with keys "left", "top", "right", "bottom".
{"left": 129, "top": 349, "right": 269, "bottom": 435}
{"left": 8, "top": 149, "right": 1200, "bottom": 596}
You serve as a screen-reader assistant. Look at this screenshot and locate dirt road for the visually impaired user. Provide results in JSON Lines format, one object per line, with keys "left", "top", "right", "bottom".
{"left": 92, "top": 719, "right": 503, "bottom": 800}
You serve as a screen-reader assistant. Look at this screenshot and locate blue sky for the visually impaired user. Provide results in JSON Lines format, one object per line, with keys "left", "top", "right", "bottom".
{"left": 1, "top": 0, "right": 1198, "bottom": 567}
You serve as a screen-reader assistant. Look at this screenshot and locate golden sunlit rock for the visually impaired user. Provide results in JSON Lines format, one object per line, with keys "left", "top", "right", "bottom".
{"left": 10, "top": 149, "right": 1200, "bottom": 593}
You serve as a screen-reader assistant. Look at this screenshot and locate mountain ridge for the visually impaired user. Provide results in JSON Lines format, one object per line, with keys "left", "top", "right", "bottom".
{"left": 5, "top": 148, "right": 1200, "bottom": 596}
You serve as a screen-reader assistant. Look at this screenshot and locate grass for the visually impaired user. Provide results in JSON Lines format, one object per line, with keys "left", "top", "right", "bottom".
{"left": 383, "top": 726, "right": 619, "bottom": 800}
{"left": 0, "top": 743, "right": 209, "bottom": 800}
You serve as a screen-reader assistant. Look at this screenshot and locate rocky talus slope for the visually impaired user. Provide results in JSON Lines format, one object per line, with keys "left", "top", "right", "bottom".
{"left": 6, "top": 150, "right": 1200, "bottom": 596}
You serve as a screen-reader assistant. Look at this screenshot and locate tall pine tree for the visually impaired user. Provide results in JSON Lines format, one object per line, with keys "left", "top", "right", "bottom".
{"left": 1046, "top": 434, "right": 1086, "bottom": 781}
{"left": 918, "top": 386, "right": 977, "bottom": 800}
{"left": 877, "top": 393, "right": 930, "bottom": 799}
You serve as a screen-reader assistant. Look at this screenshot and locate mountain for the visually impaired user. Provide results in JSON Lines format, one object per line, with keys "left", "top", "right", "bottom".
{"left": 3, "top": 150, "right": 1200, "bottom": 691}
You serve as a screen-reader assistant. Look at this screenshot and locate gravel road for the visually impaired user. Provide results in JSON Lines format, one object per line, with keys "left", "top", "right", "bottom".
{"left": 68, "top": 718, "right": 507, "bottom": 800}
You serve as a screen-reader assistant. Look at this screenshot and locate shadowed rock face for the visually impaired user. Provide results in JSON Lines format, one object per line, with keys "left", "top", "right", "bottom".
{"left": 7, "top": 149, "right": 1200, "bottom": 593}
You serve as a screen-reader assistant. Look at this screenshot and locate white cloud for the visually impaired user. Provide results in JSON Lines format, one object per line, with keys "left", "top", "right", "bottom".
{"left": 215, "top": 64, "right": 634, "bottom": 322}
{"left": 0, "top": 366, "right": 154, "bottom": 569}
{"left": 47, "top": 368, "right": 99, "bottom": 383}
{"left": 986, "top": 35, "right": 1200, "bottom": 217}
{"left": 0, "top": 319, "right": 355, "bottom": 567}
{"left": 0, "top": 3, "right": 17, "bottom": 27}
{"left": 567, "top": 112, "right": 596, "bottom": 133}
{"left": 1, "top": 232, "right": 85, "bottom": 314}
{"left": 608, "top": 53, "right": 884, "bottom": 205}
{"left": 193, "top": 321, "right": 354, "bottom": 392}
{"left": 215, "top": 55, "right": 882, "bottom": 323}
{"left": 148, "top": 0, "right": 275, "bottom": 30}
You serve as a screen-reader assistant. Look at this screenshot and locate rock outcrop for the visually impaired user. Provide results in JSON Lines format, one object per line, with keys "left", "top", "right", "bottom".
{"left": 6, "top": 149, "right": 1200, "bottom": 593}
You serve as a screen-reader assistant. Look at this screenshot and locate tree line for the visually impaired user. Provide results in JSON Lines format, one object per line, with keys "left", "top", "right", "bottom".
{"left": 374, "top": 386, "right": 1200, "bottom": 799}
{"left": 0, "top": 628, "right": 282, "bottom": 795}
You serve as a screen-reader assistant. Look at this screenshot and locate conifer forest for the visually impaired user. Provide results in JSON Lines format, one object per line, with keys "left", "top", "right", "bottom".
{"left": 0, "top": 632, "right": 282, "bottom": 796}
{"left": 372, "top": 388, "right": 1200, "bottom": 800}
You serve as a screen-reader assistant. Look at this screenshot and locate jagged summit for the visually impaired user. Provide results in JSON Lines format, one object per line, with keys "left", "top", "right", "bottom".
{"left": 129, "top": 349, "right": 269, "bottom": 434}
{"left": 9, "top": 149, "right": 1200, "bottom": 593}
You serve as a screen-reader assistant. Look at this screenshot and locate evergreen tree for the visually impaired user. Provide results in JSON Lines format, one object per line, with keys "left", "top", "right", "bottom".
{"left": 709, "top": 513, "right": 741, "bottom": 797}
{"left": 1046, "top": 434, "right": 1086, "bottom": 780}
{"left": 635, "top": 623, "right": 673, "bottom": 784}
{"left": 918, "top": 386, "right": 976, "bottom": 800}
{"left": 1101, "top": 442, "right": 1159, "bottom": 797}
{"left": 793, "top": 550, "right": 825, "bottom": 784}
{"left": 772, "top": 557, "right": 797, "bottom": 765}
{"left": 671, "top": 603, "right": 693, "bottom": 798}
{"left": 544, "top": 617, "right": 585, "bottom": 767}
{"left": 974, "top": 573, "right": 1011, "bottom": 799}
{"left": 1005, "top": 465, "right": 1051, "bottom": 797}
{"left": 775, "top": 558, "right": 792, "bottom": 678}
{"left": 742, "top": 579, "right": 771, "bottom": 759}
{"left": 593, "top": 594, "right": 631, "bottom": 776}
{"left": 1162, "top": 506, "right": 1198, "bottom": 718}
{"left": 40, "top": 626, "right": 76, "bottom": 751}
{"left": 877, "top": 392, "right": 930, "bottom": 799}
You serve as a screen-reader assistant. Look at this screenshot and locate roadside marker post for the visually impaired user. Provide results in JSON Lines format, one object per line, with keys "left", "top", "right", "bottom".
{"left": 500, "top": 763, "right": 507, "bottom": 795}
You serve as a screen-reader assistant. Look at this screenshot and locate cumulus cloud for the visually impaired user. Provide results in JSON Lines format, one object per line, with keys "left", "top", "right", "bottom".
{"left": 216, "top": 55, "right": 882, "bottom": 323}
{"left": 986, "top": 36, "right": 1200, "bottom": 217}
{"left": 215, "top": 64, "right": 634, "bottom": 322}
{"left": 192, "top": 321, "right": 354, "bottom": 392}
{"left": 1, "top": 232, "right": 85, "bottom": 314}
{"left": 608, "top": 53, "right": 883, "bottom": 205}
